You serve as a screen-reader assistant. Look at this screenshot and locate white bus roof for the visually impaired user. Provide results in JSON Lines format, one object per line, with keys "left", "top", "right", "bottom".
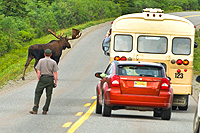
{"left": 112, "top": 11, "right": 195, "bottom": 36}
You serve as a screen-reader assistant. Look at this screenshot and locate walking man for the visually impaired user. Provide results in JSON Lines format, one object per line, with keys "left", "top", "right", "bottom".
{"left": 29, "top": 49, "right": 59, "bottom": 115}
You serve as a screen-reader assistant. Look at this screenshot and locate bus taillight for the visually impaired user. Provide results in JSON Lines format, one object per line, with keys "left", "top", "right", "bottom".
{"left": 183, "top": 59, "right": 189, "bottom": 65}
{"left": 177, "top": 69, "right": 181, "bottom": 73}
{"left": 176, "top": 59, "right": 182, "bottom": 65}
{"left": 121, "top": 56, "right": 127, "bottom": 61}
{"left": 114, "top": 56, "right": 121, "bottom": 61}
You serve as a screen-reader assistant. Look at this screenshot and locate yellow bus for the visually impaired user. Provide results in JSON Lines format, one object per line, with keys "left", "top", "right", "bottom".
{"left": 102, "top": 8, "right": 198, "bottom": 110}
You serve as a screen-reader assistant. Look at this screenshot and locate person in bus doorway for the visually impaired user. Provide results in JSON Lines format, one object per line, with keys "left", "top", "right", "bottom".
{"left": 29, "top": 49, "right": 59, "bottom": 115}
{"left": 104, "top": 28, "right": 112, "bottom": 43}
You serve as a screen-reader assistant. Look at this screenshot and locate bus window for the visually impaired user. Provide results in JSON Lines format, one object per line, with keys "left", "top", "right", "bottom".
{"left": 114, "top": 34, "right": 133, "bottom": 52}
{"left": 138, "top": 36, "right": 167, "bottom": 54}
{"left": 172, "top": 38, "right": 191, "bottom": 55}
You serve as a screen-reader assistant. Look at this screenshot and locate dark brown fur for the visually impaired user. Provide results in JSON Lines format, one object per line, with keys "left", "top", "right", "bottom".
{"left": 22, "top": 28, "right": 81, "bottom": 80}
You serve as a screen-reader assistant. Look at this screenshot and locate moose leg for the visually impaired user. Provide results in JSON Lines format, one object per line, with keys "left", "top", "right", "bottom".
{"left": 22, "top": 56, "right": 34, "bottom": 80}
{"left": 34, "top": 59, "right": 39, "bottom": 73}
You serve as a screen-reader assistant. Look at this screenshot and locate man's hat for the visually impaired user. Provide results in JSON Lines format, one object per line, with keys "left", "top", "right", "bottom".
{"left": 44, "top": 49, "right": 52, "bottom": 54}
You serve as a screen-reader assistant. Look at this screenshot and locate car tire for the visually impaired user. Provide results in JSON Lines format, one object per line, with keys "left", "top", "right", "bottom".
{"left": 161, "top": 107, "right": 172, "bottom": 120}
{"left": 172, "top": 106, "right": 177, "bottom": 110}
{"left": 102, "top": 94, "right": 111, "bottom": 117}
{"left": 96, "top": 94, "right": 102, "bottom": 114}
{"left": 153, "top": 110, "right": 162, "bottom": 117}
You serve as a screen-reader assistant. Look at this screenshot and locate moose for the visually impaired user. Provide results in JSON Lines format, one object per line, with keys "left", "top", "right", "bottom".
{"left": 22, "top": 28, "right": 82, "bottom": 80}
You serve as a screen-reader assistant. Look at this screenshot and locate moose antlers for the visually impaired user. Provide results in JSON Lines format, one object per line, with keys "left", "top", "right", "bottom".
{"left": 48, "top": 28, "right": 82, "bottom": 40}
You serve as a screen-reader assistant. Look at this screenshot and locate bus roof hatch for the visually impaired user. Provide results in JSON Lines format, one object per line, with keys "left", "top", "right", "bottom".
{"left": 143, "top": 8, "right": 164, "bottom": 13}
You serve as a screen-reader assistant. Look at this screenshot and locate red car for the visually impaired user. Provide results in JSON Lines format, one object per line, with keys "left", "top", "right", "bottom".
{"left": 95, "top": 61, "right": 173, "bottom": 120}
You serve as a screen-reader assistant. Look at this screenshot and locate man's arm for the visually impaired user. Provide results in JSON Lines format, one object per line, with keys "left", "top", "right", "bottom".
{"left": 54, "top": 72, "right": 57, "bottom": 85}
{"left": 37, "top": 70, "right": 41, "bottom": 81}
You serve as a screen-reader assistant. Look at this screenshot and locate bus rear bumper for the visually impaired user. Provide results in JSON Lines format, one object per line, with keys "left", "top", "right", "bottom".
{"left": 171, "top": 84, "right": 192, "bottom": 95}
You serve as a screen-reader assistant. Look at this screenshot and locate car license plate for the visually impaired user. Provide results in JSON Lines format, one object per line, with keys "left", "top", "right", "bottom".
{"left": 134, "top": 81, "right": 147, "bottom": 87}
{"left": 175, "top": 73, "right": 183, "bottom": 79}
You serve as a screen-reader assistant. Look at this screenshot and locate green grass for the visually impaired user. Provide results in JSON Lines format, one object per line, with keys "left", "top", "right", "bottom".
{"left": 0, "top": 18, "right": 113, "bottom": 89}
{"left": 194, "top": 30, "right": 200, "bottom": 75}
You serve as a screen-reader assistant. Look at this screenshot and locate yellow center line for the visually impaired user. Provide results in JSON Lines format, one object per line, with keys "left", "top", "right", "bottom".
{"left": 75, "top": 112, "right": 83, "bottom": 116}
{"left": 67, "top": 100, "right": 96, "bottom": 133}
{"left": 84, "top": 103, "right": 91, "bottom": 107}
{"left": 62, "top": 122, "right": 72, "bottom": 128}
{"left": 183, "top": 15, "right": 200, "bottom": 18}
{"left": 91, "top": 96, "right": 97, "bottom": 99}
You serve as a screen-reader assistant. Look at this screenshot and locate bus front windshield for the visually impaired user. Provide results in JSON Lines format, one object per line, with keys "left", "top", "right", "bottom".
{"left": 138, "top": 36, "right": 167, "bottom": 54}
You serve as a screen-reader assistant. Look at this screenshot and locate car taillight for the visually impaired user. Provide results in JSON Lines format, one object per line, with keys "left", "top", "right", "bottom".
{"left": 111, "top": 75, "right": 120, "bottom": 87}
{"left": 176, "top": 59, "right": 182, "bottom": 65}
{"left": 183, "top": 59, "right": 189, "bottom": 65}
{"left": 114, "top": 56, "right": 121, "bottom": 61}
{"left": 161, "top": 78, "right": 169, "bottom": 90}
{"left": 120, "top": 56, "right": 127, "bottom": 61}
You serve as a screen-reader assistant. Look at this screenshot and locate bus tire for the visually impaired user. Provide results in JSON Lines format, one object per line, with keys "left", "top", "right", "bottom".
{"left": 178, "top": 104, "right": 188, "bottom": 111}
{"left": 178, "top": 95, "right": 188, "bottom": 111}
{"left": 172, "top": 106, "right": 177, "bottom": 110}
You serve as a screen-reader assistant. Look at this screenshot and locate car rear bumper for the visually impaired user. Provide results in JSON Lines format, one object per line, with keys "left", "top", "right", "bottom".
{"left": 105, "top": 89, "right": 173, "bottom": 109}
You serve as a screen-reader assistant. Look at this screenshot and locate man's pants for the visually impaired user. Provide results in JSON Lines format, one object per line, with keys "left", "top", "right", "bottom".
{"left": 33, "top": 76, "right": 54, "bottom": 112}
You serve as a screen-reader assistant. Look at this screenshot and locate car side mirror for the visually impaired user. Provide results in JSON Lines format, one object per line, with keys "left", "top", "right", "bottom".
{"left": 95, "top": 72, "right": 107, "bottom": 78}
{"left": 194, "top": 42, "right": 198, "bottom": 48}
{"left": 196, "top": 75, "right": 200, "bottom": 83}
{"left": 95, "top": 72, "right": 102, "bottom": 78}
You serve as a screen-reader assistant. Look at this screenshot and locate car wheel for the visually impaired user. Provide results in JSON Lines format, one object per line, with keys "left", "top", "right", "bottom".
{"left": 172, "top": 106, "right": 177, "bottom": 110}
{"left": 96, "top": 94, "right": 102, "bottom": 114}
{"left": 102, "top": 94, "right": 111, "bottom": 117}
{"left": 161, "top": 106, "right": 172, "bottom": 120}
{"left": 153, "top": 110, "right": 162, "bottom": 117}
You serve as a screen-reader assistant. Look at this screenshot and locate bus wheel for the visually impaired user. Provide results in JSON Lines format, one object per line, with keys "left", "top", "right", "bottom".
{"left": 178, "top": 95, "right": 188, "bottom": 111}
{"left": 178, "top": 104, "right": 188, "bottom": 111}
{"left": 172, "top": 106, "right": 177, "bottom": 110}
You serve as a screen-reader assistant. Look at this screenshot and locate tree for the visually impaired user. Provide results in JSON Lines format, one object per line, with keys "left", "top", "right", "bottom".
{"left": 0, "top": 0, "right": 29, "bottom": 17}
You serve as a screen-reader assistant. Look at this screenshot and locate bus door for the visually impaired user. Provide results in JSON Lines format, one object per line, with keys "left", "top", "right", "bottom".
{"left": 135, "top": 35, "right": 170, "bottom": 71}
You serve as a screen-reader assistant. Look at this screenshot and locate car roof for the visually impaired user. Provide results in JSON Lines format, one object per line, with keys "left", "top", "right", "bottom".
{"left": 113, "top": 61, "right": 164, "bottom": 68}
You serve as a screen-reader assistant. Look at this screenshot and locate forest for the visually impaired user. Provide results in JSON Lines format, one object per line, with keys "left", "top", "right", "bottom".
{"left": 0, "top": 0, "right": 199, "bottom": 56}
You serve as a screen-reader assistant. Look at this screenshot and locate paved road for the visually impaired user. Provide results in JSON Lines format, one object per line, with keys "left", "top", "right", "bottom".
{"left": 0, "top": 12, "right": 200, "bottom": 133}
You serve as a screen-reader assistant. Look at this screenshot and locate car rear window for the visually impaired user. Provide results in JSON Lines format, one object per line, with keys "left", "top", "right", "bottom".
{"left": 118, "top": 65, "right": 163, "bottom": 77}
